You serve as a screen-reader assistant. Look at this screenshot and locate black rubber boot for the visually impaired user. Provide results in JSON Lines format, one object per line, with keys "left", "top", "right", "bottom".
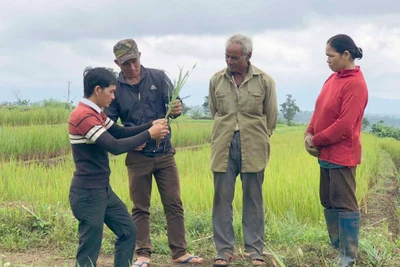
{"left": 324, "top": 209, "right": 340, "bottom": 250}
{"left": 338, "top": 212, "right": 360, "bottom": 267}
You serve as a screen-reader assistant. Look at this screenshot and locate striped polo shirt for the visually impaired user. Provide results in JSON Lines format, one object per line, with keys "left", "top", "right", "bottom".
{"left": 68, "top": 98, "right": 114, "bottom": 188}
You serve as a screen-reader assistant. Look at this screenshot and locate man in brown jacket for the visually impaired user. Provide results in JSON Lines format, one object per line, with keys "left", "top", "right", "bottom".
{"left": 209, "top": 34, "right": 278, "bottom": 267}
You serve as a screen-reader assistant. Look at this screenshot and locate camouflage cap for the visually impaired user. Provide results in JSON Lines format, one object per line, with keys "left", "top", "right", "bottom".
{"left": 113, "top": 39, "right": 139, "bottom": 64}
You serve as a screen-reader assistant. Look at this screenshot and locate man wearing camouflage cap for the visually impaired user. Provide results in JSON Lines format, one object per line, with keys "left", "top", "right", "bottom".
{"left": 105, "top": 39, "right": 203, "bottom": 266}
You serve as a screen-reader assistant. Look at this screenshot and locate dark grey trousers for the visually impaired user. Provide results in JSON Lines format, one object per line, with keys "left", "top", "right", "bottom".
{"left": 212, "top": 131, "right": 265, "bottom": 257}
{"left": 69, "top": 185, "right": 136, "bottom": 267}
{"left": 320, "top": 167, "right": 358, "bottom": 212}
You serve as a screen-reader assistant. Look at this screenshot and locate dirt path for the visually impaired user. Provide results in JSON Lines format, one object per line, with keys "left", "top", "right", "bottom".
{"left": 0, "top": 251, "right": 277, "bottom": 267}
{"left": 360, "top": 150, "right": 400, "bottom": 239}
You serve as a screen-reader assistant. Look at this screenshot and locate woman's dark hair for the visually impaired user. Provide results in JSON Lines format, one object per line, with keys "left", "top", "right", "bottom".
{"left": 327, "top": 34, "right": 363, "bottom": 60}
{"left": 83, "top": 67, "right": 118, "bottom": 98}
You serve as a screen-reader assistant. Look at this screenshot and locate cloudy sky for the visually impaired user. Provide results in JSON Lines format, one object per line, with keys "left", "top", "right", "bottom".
{"left": 1, "top": 0, "right": 400, "bottom": 113}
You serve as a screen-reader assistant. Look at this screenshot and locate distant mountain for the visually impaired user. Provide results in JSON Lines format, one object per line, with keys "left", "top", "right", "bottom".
{"left": 364, "top": 97, "right": 400, "bottom": 116}
{"left": 188, "top": 95, "right": 400, "bottom": 128}
{"left": 276, "top": 91, "right": 400, "bottom": 116}
{"left": 364, "top": 115, "right": 400, "bottom": 128}
{"left": 278, "top": 92, "right": 400, "bottom": 127}
{"left": 291, "top": 111, "right": 400, "bottom": 128}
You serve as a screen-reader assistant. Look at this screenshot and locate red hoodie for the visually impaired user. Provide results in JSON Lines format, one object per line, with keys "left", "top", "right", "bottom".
{"left": 306, "top": 66, "right": 368, "bottom": 167}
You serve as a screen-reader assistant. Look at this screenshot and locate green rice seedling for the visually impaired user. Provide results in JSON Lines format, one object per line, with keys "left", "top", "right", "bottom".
{"left": 0, "top": 121, "right": 212, "bottom": 160}
{"left": 379, "top": 137, "right": 400, "bottom": 164}
{"left": 170, "top": 122, "right": 212, "bottom": 148}
{"left": 0, "top": 107, "right": 70, "bottom": 126}
{"left": 0, "top": 130, "right": 378, "bottom": 225}
{"left": 0, "top": 124, "right": 70, "bottom": 160}
{"left": 156, "top": 64, "right": 196, "bottom": 147}
{"left": 164, "top": 64, "right": 196, "bottom": 120}
{"left": 0, "top": 130, "right": 398, "bottom": 266}
{"left": 0, "top": 115, "right": 304, "bottom": 162}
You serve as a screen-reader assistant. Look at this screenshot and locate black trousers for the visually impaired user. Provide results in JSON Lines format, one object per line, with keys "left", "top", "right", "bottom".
{"left": 69, "top": 185, "right": 136, "bottom": 267}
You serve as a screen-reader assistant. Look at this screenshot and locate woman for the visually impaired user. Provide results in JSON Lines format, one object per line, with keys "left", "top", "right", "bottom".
{"left": 304, "top": 34, "right": 368, "bottom": 267}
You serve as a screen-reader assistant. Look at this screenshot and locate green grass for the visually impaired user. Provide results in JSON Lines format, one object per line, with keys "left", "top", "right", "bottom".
{"left": 0, "top": 107, "right": 71, "bottom": 126}
{"left": 0, "top": 130, "right": 378, "bottom": 224}
{"left": 0, "top": 121, "right": 305, "bottom": 160}
{"left": 0, "top": 124, "right": 70, "bottom": 160}
{"left": 379, "top": 137, "right": 400, "bottom": 165}
{"left": 0, "top": 121, "right": 399, "bottom": 266}
{"left": 0, "top": 121, "right": 213, "bottom": 160}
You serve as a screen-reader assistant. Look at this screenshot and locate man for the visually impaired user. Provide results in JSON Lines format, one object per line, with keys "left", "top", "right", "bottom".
{"left": 105, "top": 39, "right": 203, "bottom": 266}
{"left": 209, "top": 34, "right": 278, "bottom": 267}
{"left": 68, "top": 67, "right": 169, "bottom": 267}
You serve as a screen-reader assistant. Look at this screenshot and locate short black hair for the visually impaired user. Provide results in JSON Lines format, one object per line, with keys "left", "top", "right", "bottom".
{"left": 83, "top": 67, "right": 118, "bottom": 98}
{"left": 327, "top": 34, "right": 363, "bottom": 60}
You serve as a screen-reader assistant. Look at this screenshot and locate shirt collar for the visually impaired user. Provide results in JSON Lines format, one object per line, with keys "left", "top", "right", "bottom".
{"left": 80, "top": 98, "right": 102, "bottom": 114}
{"left": 336, "top": 66, "right": 360, "bottom": 78}
{"left": 224, "top": 62, "right": 260, "bottom": 79}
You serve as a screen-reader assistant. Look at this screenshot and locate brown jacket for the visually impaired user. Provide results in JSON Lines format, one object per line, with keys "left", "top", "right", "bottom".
{"left": 209, "top": 64, "right": 278, "bottom": 172}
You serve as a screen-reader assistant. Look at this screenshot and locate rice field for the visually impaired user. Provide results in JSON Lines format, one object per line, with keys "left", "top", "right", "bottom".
{"left": 0, "top": 124, "right": 379, "bottom": 224}
{"left": 1, "top": 109, "right": 399, "bottom": 266}
{"left": 0, "top": 106, "right": 71, "bottom": 126}
{"left": 0, "top": 121, "right": 213, "bottom": 160}
{"left": 0, "top": 120, "right": 298, "bottom": 160}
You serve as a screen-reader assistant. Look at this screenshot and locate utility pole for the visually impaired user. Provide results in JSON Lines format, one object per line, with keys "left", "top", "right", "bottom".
{"left": 66, "top": 81, "right": 72, "bottom": 102}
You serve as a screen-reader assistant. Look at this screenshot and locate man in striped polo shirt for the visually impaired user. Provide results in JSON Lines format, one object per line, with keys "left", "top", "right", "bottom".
{"left": 68, "top": 67, "right": 169, "bottom": 267}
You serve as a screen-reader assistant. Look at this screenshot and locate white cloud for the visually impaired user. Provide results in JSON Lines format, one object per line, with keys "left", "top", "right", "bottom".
{"left": 1, "top": 1, "right": 400, "bottom": 113}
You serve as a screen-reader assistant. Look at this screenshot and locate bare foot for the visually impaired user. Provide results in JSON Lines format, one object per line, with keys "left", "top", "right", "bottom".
{"left": 245, "top": 251, "right": 272, "bottom": 257}
{"left": 251, "top": 259, "right": 265, "bottom": 266}
{"left": 172, "top": 253, "right": 204, "bottom": 264}
{"left": 247, "top": 252, "right": 265, "bottom": 266}
{"left": 213, "top": 252, "right": 233, "bottom": 266}
{"left": 214, "top": 259, "right": 228, "bottom": 265}
{"left": 132, "top": 256, "right": 150, "bottom": 267}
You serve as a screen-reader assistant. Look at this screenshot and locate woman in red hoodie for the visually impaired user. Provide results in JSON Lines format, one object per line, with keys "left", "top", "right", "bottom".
{"left": 305, "top": 34, "right": 368, "bottom": 267}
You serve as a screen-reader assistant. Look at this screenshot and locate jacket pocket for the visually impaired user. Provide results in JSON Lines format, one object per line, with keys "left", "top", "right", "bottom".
{"left": 215, "top": 93, "right": 230, "bottom": 116}
{"left": 248, "top": 91, "right": 264, "bottom": 114}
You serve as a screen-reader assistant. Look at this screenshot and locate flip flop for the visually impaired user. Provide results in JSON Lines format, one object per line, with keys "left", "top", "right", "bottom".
{"left": 132, "top": 261, "right": 150, "bottom": 267}
{"left": 175, "top": 255, "right": 201, "bottom": 264}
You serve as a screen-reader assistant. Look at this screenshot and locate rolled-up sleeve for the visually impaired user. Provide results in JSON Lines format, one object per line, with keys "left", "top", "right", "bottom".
{"left": 263, "top": 76, "right": 278, "bottom": 136}
{"left": 209, "top": 79, "right": 217, "bottom": 118}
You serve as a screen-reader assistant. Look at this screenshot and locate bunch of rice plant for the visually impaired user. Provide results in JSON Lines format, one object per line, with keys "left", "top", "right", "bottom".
{"left": 156, "top": 63, "right": 196, "bottom": 147}
{"left": 164, "top": 63, "right": 196, "bottom": 119}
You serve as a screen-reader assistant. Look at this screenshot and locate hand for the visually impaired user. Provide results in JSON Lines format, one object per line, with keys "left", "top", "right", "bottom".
{"left": 133, "top": 143, "right": 146, "bottom": 151}
{"left": 304, "top": 134, "right": 314, "bottom": 148}
{"left": 148, "top": 123, "right": 170, "bottom": 139}
{"left": 152, "top": 118, "right": 168, "bottom": 126}
{"left": 305, "top": 144, "right": 320, "bottom": 157}
{"left": 169, "top": 99, "right": 182, "bottom": 117}
{"left": 304, "top": 134, "right": 320, "bottom": 157}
